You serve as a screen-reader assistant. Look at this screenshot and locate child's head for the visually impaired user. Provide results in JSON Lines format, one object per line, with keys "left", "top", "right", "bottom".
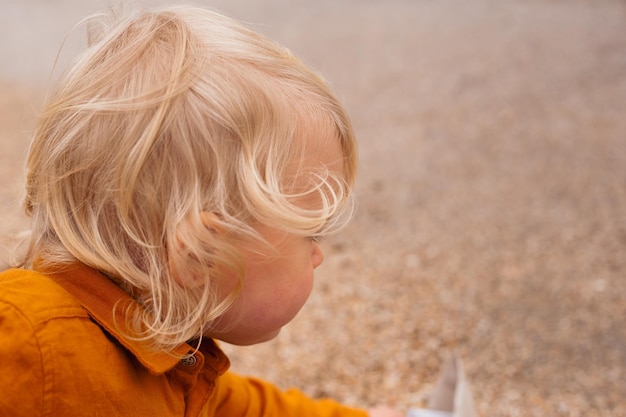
{"left": 22, "top": 6, "right": 357, "bottom": 350}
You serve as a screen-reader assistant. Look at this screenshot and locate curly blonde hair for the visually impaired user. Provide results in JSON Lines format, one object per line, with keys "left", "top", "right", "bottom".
{"left": 20, "top": 6, "right": 357, "bottom": 352}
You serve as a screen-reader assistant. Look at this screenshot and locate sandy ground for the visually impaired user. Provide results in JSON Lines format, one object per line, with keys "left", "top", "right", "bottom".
{"left": 1, "top": 1, "right": 625, "bottom": 416}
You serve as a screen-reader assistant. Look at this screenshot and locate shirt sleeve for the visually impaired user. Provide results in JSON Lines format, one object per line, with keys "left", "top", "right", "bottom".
{"left": 0, "top": 301, "right": 45, "bottom": 416}
{"left": 205, "top": 370, "right": 369, "bottom": 417}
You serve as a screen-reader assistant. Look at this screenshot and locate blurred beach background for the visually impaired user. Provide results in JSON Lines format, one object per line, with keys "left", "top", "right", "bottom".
{"left": 1, "top": 1, "right": 625, "bottom": 416}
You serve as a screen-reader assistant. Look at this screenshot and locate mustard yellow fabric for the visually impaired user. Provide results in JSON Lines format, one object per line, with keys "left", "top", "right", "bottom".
{"left": 0, "top": 264, "right": 367, "bottom": 417}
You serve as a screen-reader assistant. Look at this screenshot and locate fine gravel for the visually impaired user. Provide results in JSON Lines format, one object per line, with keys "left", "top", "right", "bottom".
{"left": 1, "top": 1, "right": 625, "bottom": 416}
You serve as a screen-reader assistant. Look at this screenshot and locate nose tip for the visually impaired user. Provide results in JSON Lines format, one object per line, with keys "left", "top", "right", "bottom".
{"left": 312, "top": 242, "right": 324, "bottom": 268}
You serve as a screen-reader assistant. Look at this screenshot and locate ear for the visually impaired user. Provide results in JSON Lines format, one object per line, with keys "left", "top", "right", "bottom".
{"left": 171, "top": 211, "right": 224, "bottom": 288}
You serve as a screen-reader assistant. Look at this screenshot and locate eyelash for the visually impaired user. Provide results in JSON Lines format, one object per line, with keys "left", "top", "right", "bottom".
{"left": 309, "top": 235, "right": 323, "bottom": 243}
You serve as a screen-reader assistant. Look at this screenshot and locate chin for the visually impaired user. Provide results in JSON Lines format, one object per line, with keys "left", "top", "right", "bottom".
{"left": 220, "top": 328, "right": 282, "bottom": 346}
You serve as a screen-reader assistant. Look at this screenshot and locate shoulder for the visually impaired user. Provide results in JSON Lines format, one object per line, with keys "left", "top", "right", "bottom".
{"left": 0, "top": 267, "right": 90, "bottom": 355}
{"left": 0, "top": 268, "right": 91, "bottom": 386}
{"left": 0, "top": 268, "right": 81, "bottom": 415}
{"left": 0, "top": 268, "right": 88, "bottom": 327}
{"left": 0, "top": 269, "right": 93, "bottom": 415}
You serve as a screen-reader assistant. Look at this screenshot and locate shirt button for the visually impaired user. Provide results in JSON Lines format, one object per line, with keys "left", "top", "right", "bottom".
{"left": 180, "top": 355, "right": 197, "bottom": 367}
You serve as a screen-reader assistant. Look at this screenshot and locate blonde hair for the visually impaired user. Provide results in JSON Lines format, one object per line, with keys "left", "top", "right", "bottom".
{"left": 20, "top": 6, "right": 357, "bottom": 352}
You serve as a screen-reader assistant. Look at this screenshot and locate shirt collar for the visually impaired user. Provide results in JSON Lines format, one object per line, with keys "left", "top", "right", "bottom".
{"left": 38, "top": 262, "right": 226, "bottom": 375}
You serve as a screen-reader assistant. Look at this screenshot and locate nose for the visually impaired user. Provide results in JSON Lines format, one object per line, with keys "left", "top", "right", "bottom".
{"left": 311, "top": 242, "right": 324, "bottom": 268}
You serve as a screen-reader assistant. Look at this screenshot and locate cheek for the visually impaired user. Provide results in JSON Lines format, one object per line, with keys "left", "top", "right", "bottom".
{"left": 259, "top": 264, "right": 314, "bottom": 324}
{"left": 286, "top": 267, "right": 315, "bottom": 318}
{"left": 301, "top": 270, "right": 315, "bottom": 300}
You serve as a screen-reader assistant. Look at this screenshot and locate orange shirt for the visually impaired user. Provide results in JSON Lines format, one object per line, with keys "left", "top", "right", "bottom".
{"left": 0, "top": 263, "right": 368, "bottom": 417}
